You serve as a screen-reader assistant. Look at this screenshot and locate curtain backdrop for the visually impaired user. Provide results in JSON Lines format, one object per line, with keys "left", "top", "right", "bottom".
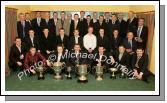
{"left": 5, "top": 7, "right": 17, "bottom": 76}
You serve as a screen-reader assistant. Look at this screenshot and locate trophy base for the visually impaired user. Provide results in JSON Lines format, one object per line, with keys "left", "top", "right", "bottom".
{"left": 96, "top": 76, "right": 103, "bottom": 81}
{"left": 67, "top": 76, "right": 72, "bottom": 80}
{"left": 77, "top": 79, "right": 88, "bottom": 83}
{"left": 110, "top": 76, "right": 116, "bottom": 79}
{"left": 54, "top": 75, "right": 62, "bottom": 80}
{"left": 38, "top": 76, "right": 45, "bottom": 80}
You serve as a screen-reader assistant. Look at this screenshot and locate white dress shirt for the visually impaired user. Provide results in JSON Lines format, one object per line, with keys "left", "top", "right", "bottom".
{"left": 83, "top": 33, "right": 97, "bottom": 50}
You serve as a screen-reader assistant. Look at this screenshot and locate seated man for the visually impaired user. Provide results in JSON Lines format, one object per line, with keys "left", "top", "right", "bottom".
{"left": 24, "top": 47, "right": 46, "bottom": 76}
{"left": 131, "top": 47, "right": 149, "bottom": 82}
{"left": 8, "top": 37, "right": 27, "bottom": 72}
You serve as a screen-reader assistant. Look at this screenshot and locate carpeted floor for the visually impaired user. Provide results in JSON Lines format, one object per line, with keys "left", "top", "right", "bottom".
{"left": 5, "top": 71, "right": 155, "bottom": 91}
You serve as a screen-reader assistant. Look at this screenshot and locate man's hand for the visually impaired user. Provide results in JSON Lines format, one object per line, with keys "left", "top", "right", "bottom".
{"left": 46, "top": 50, "right": 51, "bottom": 54}
{"left": 88, "top": 49, "right": 93, "bottom": 53}
{"left": 20, "top": 54, "right": 24, "bottom": 59}
{"left": 46, "top": 60, "right": 51, "bottom": 66}
{"left": 17, "top": 61, "right": 22, "bottom": 66}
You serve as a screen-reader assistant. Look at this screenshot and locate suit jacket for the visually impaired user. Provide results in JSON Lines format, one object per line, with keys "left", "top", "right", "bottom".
{"left": 69, "top": 36, "right": 83, "bottom": 50}
{"left": 78, "top": 18, "right": 87, "bottom": 37}
{"left": 123, "top": 38, "right": 137, "bottom": 52}
{"left": 135, "top": 26, "right": 148, "bottom": 49}
{"left": 56, "top": 19, "right": 66, "bottom": 35}
{"left": 110, "top": 20, "right": 120, "bottom": 35}
{"left": 131, "top": 53, "right": 148, "bottom": 74}
{"left": 127, "top": 17, "right": 138, "bottom": 34}
{"left": 8, "top": 44, "right": 27, "bottom": 69}
{"left": 113, "top": 51, "right": 130, "bottom": 68}
{"left": 96, "top": 35, "right": 110, "bottom": 51}
{"left": 17, "top": 21, "right": 31, "bottom": 40}
{"left": 90, "top": 19, "right": 99, "bottom": 35}
{"left": 110, "top": 36, "right": 123, "bottom": 52}
{"left": 94, "top": 21, "right": 106, "bottom": 36}
{"left": 49, "top": 18, "right": 59, "bottom": 35}
{"left": 93, "top": 52, "right": 109, "bottom": 66}
{"left": 104, "top": 19, "right": 112, "bottom": 37}
{"left": 40, "top": 33, "right": 55, "bottom": 56}
{"left": 31, "top": 18, "right": 46, "bottom": 36}
{"left": 64, "top": 19, "right": 74, "bottom": 37}
{"left": 118, "top": 19, "right": 127, "bottom": 38}
{"left": 56, "top": 35, "right": 69, "bottom": 50}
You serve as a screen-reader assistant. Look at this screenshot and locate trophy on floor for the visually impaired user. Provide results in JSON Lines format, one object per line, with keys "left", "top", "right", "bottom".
{"left": 35, "top": 65, "right": 46, "bottom": 80}
{"left": 110, "top": 68, "right": 118, "bottom": 79}
{"left": 76, "top": 64, "right": 89, "bottom": 83}
{"left": 120, "top": 66, "right": 126, "bottom": 78}
{"left": 94, "top": 65, "right": 105, "bottom": 81}
{"left": 66, "top": 66, "right": 72, "bottom": 79}
{"left": 52, "top": 62, "right": 64, "bottom": 80}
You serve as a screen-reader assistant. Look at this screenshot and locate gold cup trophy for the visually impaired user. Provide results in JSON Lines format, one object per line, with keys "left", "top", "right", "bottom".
{"left": 51, "top": 62, "right": 64, "bottom": 80}
{"left": 94, "top": 65, "right": 105, "bottom": 81}
{"left": 76, "top": 64, "right": 89, "bottom": 83}
{"left": 110, "top": 68, "right": 118, "bottom": 79}
{"left": 35, "top": 65, "right": 46, "bottom": 80}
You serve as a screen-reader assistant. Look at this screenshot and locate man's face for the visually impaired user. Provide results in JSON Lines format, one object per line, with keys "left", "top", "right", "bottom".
{"left": 111, "top": 15, "right": 117, "bottom": 21}
{"left": 67, "top": 14, "right": 72, "bottom": 20}
{"left": 59, "top": 30, "right": 65, "bottom": 35}
{"left": 105, "top": 13, "right": 110, "bottom": 19}
{"left": 53, "top": 13, "right": 58, "bottom": 19}
{"left": 61, "top": 13, "right": 65, "bottom": 19}
{"left": 98, "top": 47, "right": 104, "bottom": 54}
{"left": 88, "top": 28, "right": 93, "bottom": 33}
{"left": 138, "top": 19, "right": 144, "bottom": 26}
{"left": 30, "top": 48, "right": 36, "bottom": 55}
{"left": 118, "top": 14, "right": 123, "bottom": 20}
{"left": 127, "top": 32, "right": 134, "bottom": 40}
{"left": 74, "top": 15, "right": 79, "bottom": 20}
{"left": 87, "top": 16, "right": 91, "bottom": 22}
{"left": 29, "top": 30, "right": 35, "bottom": 37}
{"left": 113, "top": 30, "right": 119, "bottom": 37}
{"left": 128, "top": 12, "right": 134, "bottom": 19}
{"left": 80, "top": 12, "right": 85, "bottom": 17}
{"left": 15, "top": 39, "right": 21, "bottom": 46}
{"left": 25, "top": 14, "right": 30, "bottom": 20}
{"left": 74, "top": 45, "right": 80, "bottom": 51}
{"left": 136, "top": 49, "right": 144, "bottom": 57}
{"left": 45, "top": 12, "right": 50, "bottom": 19}
{"left": 119, "top": 46, "right": 125, "bottom": 53}
{"left": 99, "top": 29, "right": 104, "bottom": 35}
{"left": 99, "top": 16, "right": 104, "bottom": 22}
{"left": 74, "top": 30, "right": 79, "bottom": 36}
{"left": 43, "top": 29, "right": 49, "bottom": 35}
{"left": 36, "top": 12, "right": 41, "bottom": 18}
{"left": 57, "top": 46, "right": 63, "bottom": 53}
{"left": 19, "top": 14, "right": 25, "bottom": 21}
{"left": 93, "top": 12, "right": 97, "bottom": 19}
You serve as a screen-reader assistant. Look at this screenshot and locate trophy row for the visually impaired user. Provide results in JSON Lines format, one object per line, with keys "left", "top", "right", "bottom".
{"left": 35, "top": 62, "right": 126, "bottom": 83}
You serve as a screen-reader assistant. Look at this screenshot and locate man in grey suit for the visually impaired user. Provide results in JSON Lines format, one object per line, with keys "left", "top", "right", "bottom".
{"left": 56, "top": 11, "right": 66, "bottom": 35}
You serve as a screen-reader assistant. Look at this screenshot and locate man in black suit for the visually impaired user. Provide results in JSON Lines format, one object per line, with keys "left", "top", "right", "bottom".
{"left": 56, "top": 28, "right": 69, "bottom": 50}
{"left": 110, "top": 29, "right": 123, "bottom": 53}
{"left": 79, "top": 11, "right": 87, "bottom": 36}
{"left": 96, "top": 28, "right": 110, "bottom": 51}
{"left": 31, "top": 11, "right": 45, "bottom": 37}
{"left": 123, "top": 32, "right": 137, "bottom": 55}
{"left": 43, "top": 12, "right": 51, "bottom": 29}
{"left": 135, "top": 18, "right": 148, "bottom": 50}
{"left": 49, "top": 12, "right": 59, "bottom": 36}
{"left": 8, "top": 37, "right": 27, "bottom": 71}
{"left": 64, "top": 13, "right": 74, "bottom": 37}
{"left": 110, "top": 14, "right": 120, "bottom": 35}
{"left": 118, "top": 13, "right": 127, "bottom": 38}
{"left": 127, "top": 11, "right": 138, "bottom": 35}
{"left": 86, "top": 15, "right": 92, "bottom": 33}
{"left": 94, "top": 15, "right": 106, "bottom": 36}
{"left": 24, "top": 29, "right": 40, "bottom": 52}
{"left": 25, "top": 12, "right": 32, "bottom": 27}
{"left": 17, "top": 13, "right": 31, "bottom": 40}
{"left": 90, "top": 12, "right": 99, "bottom": 34}
{"left": 40, "top": 28, "right": 55, "bottom": 57}
{"left": 131, "top": 47, "right": 149, "bottom": 82}
{"left": 104, "top": 12, "right": 112, "bottom": 38}
{"left": 69, "top": 29, "right": 83, "bottom": 50}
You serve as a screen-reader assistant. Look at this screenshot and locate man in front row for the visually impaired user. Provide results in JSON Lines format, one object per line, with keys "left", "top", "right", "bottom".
{"left": 131, "top": 47, "right": 149, "bottom": 82}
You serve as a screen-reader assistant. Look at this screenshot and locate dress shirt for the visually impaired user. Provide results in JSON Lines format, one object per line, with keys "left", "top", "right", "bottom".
{"left": 83, "top": 33, "right": 97, "bottom": 50}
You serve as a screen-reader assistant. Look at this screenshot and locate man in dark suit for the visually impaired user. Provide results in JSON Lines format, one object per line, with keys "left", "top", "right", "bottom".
{"left": 86, "top": 15, "right": 92, "bottom": 33}
{"left": 110, "top": 29, "right": 123, "bottom": 53}
{"left": 17, "top": 13, "right": 31, "bottom": 40}
{"left": 64, "top": 13, "right": 74, "bottom": 37}
{"left": 90, "top": 12, "right": 99, "bottom": 34}
{"left": 104, "top": 12, "right": 112, "bottom": 38}
{"left": 69, "top": 29, "right": 83, "bottom": 50}
{"left": 118, "top": 13, "right": 127, "bottom": 38}
{"left": 123, "top": 32, "right": 137, "bottom": 55}
{"left": 24, "top": 29, "right": 40, "bottom": 52}
{"left": 131, "top": 47, "right": 149, "bottom": 82}
{"left": 56, "top": 28, "right": 69, "bottom": 50}
{"left": 110, "top": 14, "right": 120, "bottom": 35}
{"left": 40, "top": 28, "right": 55, "bottom": 58}
{"left": 8, "top": 37, "right": 27, "bottom": 72}
{"left": 135, "top": 18, "right": 148, "bottom": 50}
{"left": 25, "top": 12, "right": 32, "bottom": 27}
{"left": 79, "top": 11, "right": 87, "bottom": 36}
{"left": 127, "top": 11, "right": 138, "bottom": 35}
{"left": 31, "top": 11, "right": 45, "bottom": 37}
{"left": 49, "top": 12, "right": 59, "bottom": 36}
{"left": 43, "top": 12, "right": 51, "bottom": 29}
{"left": 94, "top": 15, "right": 106, "bottom": 36}
{"left": 96, "top": 28, "right": 110, "bottom": 51}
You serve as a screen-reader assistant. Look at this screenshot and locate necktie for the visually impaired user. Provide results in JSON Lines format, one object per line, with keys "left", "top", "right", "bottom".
{"left": 128, "top": 40, "right": 132, "bottom": 49}
{"left": 135, "top": 56, "right": 141, "bottom": 68}
{"left": 119, "top": 53, "right": 123, "bottom": 61}
{"left": 137, "top": 27, "right": 142, "bottom": 37}
{"left": 22, "top": 21, "right": 25, "bottom": 37}
{"left": 37, "top": 18, "right": 40, "bottom": 26}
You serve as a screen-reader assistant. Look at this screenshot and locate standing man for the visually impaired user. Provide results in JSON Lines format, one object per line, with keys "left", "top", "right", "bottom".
{"left": 64, "top": 13, "right": 74, "bottom": 37}
{"left": 104, "top": 12, "right": 112, "bottom": 38}
{"left": 25, "top": 12, "right": 32, "bottom": 26}
{"left": 90, "top": 12, "right": 99, "bottom": 35}
{"left": 49, "top": 12, "right": 59, "bottom": 36}
{"left": 56, "top": 11, "right": 66, "bottom": 35}
{"left": 94, "top": 15, "right": 105, "bottom": 36}
{"left": 86, "top": 15, "right": 92, "bottom": 33}
{"left": 43, "top": 12, "right": 51, "bottom": 29}
{"left": 110, "top": 14, "right": 120, "bottom": 36}
{"left": 118, "top": 13, "right": 127, "bottom": 38}
{"left": 79, "top": 11, "right": 87, "bottom": 36}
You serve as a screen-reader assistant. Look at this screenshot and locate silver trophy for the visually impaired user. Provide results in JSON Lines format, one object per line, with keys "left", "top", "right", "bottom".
{"left": 51, "top": 62, "right": 64, "bottom": 80}
{"left": 110, "top": 68, "right": 118, "bottom": 79}
{"left": 76, "top": 64, "right": 89, "bottom": 83}
{"left": 66, "top": 66, "right": 72, "bottom": 79}
{"left": 94, "top": 65, "right": 105, "bottom": 81}
{"left": 35, "top": 65, "right": 46, "bottom": 80}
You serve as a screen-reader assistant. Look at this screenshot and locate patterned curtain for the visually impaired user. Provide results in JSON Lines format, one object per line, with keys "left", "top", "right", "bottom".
{"left": 136, "top": 11, "right": 155, "bottom": 61}
{"left": 5, "top": 7, "right": 17, "bottom": 76}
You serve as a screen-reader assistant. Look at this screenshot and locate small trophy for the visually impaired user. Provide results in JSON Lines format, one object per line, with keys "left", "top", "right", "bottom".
{"left": 76, "top": 64, "right": 89, "bottom": 83}
{"left": 94, "top": 65, "right": 105, "bottom": 81}
{"left": 66, "top": 66, "right": 72, "bottom": 79}
{"left": 52, "top": 62, "right": 63, "bottom": 80}
{"left": 110, "top": 68, "right": 117, "bottom": 79}
{"left": 35, "top": 65, "right": 46, "bottom": 80}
